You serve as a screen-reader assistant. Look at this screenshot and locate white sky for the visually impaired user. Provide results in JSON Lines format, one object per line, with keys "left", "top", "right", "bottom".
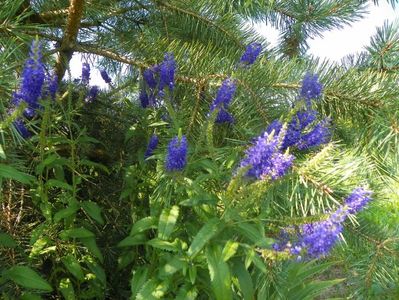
{"left": 69, "top": 1, "right": 398, "bottom": 88}
{"left": 255, "top": 1, "right": 398, "bottom": 61}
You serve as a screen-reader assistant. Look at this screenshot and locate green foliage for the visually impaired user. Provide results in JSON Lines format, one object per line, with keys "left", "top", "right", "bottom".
{"left": 1, "top": 0, "right": 399, "bottom": 299}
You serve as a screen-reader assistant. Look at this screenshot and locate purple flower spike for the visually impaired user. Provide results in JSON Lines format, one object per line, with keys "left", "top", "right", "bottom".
{"left": 211, "top": 78, "right": 237, "bottom": 111}
{"left": 301, "top": 213, "right": 344, "bottom": 258}
{"left": 266, "top": 119, "right": 283, "bottom": 136}
{"left": 145, "top": 134, "right": 159, "bottom": 158}
{"left": 297, "top": 118, "right": 331, "bottom": 150}
{"left": 139, "top": 89, "right": 149, "bottom": 108}
{"left": 240, "top": 42, "right": 262, "bottom": 66}
{"left": 143, "top": 67, "right": 158, "bottom": 89}
{"left": 239, "top": 130, "right": 294, "bottom": 181}
{"left": 100, "top": 69, "right": 112, "bottom": 84}
{"left": 81, "top": 63, "right": 91, "bottom": 85}
{"left": 344, "top": 187, "right": 372, "bottom": 214}
{"left": 300, "top": 73, "right": 323, "bottom": 105}
{"left": 295, "top": 110, "right": 317, "bottom": 130}
{"left": 273, "top": 187, "right": 373, "bottom": 259}
{"left": 165, "top": 135, "right": 187, "bottom": 172}
{"left": 86, "top": 86, "right": 99, "bottom": 103}
{"left": 18, "top": 40, "right": 45, "bottom": 115}
{"left": 13, "top": 119, "right": 30, "bottom": 138}
{"left": 159, "top": 52, "right": 176, "bottom": 91}
{"left": 215, "top": 108, "right": 234, "bottom": 124}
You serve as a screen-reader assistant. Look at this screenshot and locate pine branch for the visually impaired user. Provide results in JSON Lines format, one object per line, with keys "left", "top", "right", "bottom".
{"left": 54, "top": 0, "right": 85, "bottom": 80}
{"left": 155, "top": 0, "right": 244, "bottom": 49}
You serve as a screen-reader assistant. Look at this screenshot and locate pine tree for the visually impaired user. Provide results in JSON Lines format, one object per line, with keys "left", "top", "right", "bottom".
{"left": 1, "top": 0, "right": 399, "bottom": 298}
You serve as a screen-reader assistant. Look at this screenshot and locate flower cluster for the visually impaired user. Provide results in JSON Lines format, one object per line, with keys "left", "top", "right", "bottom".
{"left": 145, "top": 135, "right": 159, "bottom": 158}
{"left": 266, "top": 111, "right": 331, "bottom": 151}
{"left": 300, "top": 73, "right": 323, "bottom": 106}
{"left": 344, "top": 187, "right": 373, "bottom": 214}
{"left": 81, "top": 63, "right": 91, "bottom": 85}
{"left": 273, "top": 187, "right": 372, "bottom": 259}
{"left": 209, "top": 78, "right": 237, "bottom": 124}
{"left": 10, "top": 40, "right": 59, "bottom": 138}
{"left": 86, "top": 86, "right": 99, "bottom": 103}
{"left": 297, "top": 118, "right": 331, "bottom": 150}
{"left": 140, "top": 53, "right": 176, "bottom": 108}
{"left": 239, "top": 129, "right": 294, "bottom": 180}
{"left": 79, "top": 63, "right": 101, "bottom": 102}
{"left": 165, "top": 135, "right": 188, "bottom": 172}
{"left": 239, "top": 42, "right": 262, "bottom": 66}
{"left": 159, "top": 53, "right": 176, "bottom": 91}
{"left": 100, "top": 69, "right": 112, "bottom": 84}
{"left": 12, "top": 41, "right": 45, "bottom": 117}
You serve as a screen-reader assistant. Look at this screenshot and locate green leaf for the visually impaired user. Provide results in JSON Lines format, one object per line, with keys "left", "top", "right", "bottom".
{"left": 130, "top": 216, "right": 157, "bottom": 236}
{"left": 86, "top": 260, "right": 106, "bottom": 286}
{"left": 80, "top": 237, "right": 104, "bottom": 263}
{"left": 29, "top": 237, "right": 56, "bottom": 258}
{"left": 179, "top": 195, "right": 217, "bottom": 206}
{"left": 149, "top": 121, "right": 169, "bottom": 127}
{"left": 59, "top": 278, "right": 76, "bottom": 300}
{"left": 136, "top": 279, "right": 168, "bottom": 300}
{"left": 35, "top": 154, "right": 69, "bottom": 175}
{"left": 0, "top": 144, "right": 6, "bottom": 159}
{"left": 159, "top": 255, "right": 186, "bottom": 279}
{"left": 175, "top": 286, "right": 198, "bottom": 300}
{"left": 0, "top": 164, "right": 35, "bottom": 184}
{"left": 80, "top": 159, "right": 109, "bottom": 174}
{"left": 288, "top": 261, "right": 338, "bottom": 290}
{"left": 54, "top": 203, "right": 79, "bottom": 223}
{"left": 206, "top": 246, "right": 232, "bottom": 300}
{"left": 0, "top": 232, "right": 17, "bottom": 248}
{"left": 60, "top": 228, "right": 95, "bottom": 239}
{"left": 158, "top": 205, "right": 179, "bottom": 240}
{"left": 232, "top": 261, "right": 254, "bottom": 300}
{"left": 61, "top": 255, "right": 85, "bottom": 281}
{"left": 20, "top": 293, "right": 43, "bottom": 300}
{"left": 187, "top": 218, "right": 223, "bottom": 258}
{"left": 236, "top": 222, "right": 274, "bottom": 248}
{"left": 45, "top": 179, "right": 73, "bottom": 191}
{"left": 189, "top": 264, "right": 197, "bottom": 284}
{"left": 131, "top": 267, "right": 149, "bottom": 300}
{"left": 288, "top": 279, "right": 345, "bottom": 300}
{"left": 147, "top": 238, "right": 179, "bottom": 252}
{"left": 221, "top": 240, "right": 239, "bottom": 262}
{"left": 118, "top": 234, "right": 147, "bottom": 247}
{"left": 81, "top": 201, "right": 104, "bottom": 225}
{"left": 117, "top": 251, "right": 136, "bottom": 270}
{"left": 3, "top": 266, "right": 53, "bottom": 292}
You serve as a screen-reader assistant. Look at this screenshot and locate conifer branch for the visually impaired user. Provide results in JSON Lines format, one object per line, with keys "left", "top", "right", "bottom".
{"left": 236, "top": 78, "right": 269, "bottom": 122}
{"left": 54, "top": 0, "right": 85, "bottom": 80}
{"left": 155, "top": 0, "right": 244, "bottom": 49}
{"left": 187, "top": 79, "right": 206, "bottom": 135}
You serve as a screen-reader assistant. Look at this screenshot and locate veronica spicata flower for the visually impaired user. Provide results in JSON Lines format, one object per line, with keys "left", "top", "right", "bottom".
{"left": 100, "top": 69, "right": 112, "bottom": 84}
{"left": 86, "top": 86, "right": 99, "bottom": 103}
{"left": 239, "top": 129, "right": 294, "bottom": 180}
{"left": 159, "top": 52, "right": 176, "bottom": 91}
{"left": 209, "top": 78, "right": 237, "bottom": 124}
{"left": 344, "top": 187, "right": 372, "bottom": 214}
{"left": 300, "top": 73, "right": 323, "bottom": 105}
{"left": 145, "top": 135, "right": 159, "bottom": 158}
{"left": 165, "top": 135, "right": 187, "bottom": 172}
{"left": 240, "top": 42, "right": 262, "bottom": 66}
{"left": 81, "top": 63, "right": 91, "bottom": 85}
{"left": 12, "top": 40, "right": 45, "bottom": 117}
{"left": 273, "top": 187, "right": 372, "bottom": 259}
